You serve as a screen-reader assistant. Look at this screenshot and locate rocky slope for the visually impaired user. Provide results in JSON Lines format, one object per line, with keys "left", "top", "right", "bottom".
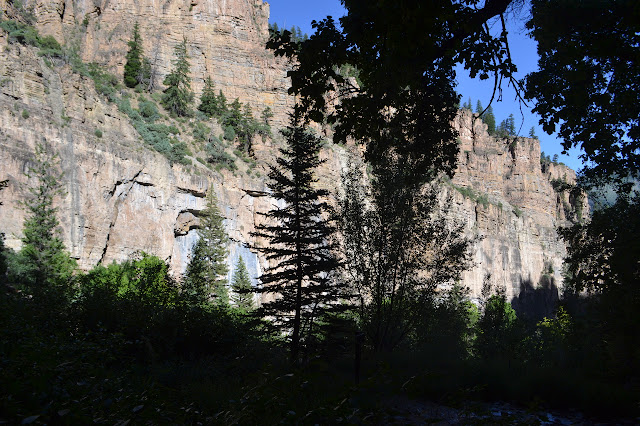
{"left": 0, "top": 0, "right": 585, "bottom": 303}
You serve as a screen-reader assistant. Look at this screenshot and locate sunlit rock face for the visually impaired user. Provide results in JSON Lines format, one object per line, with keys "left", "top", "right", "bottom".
{"left": 21, "top": 0, "right": 294, "bottom": 129}
{"left": 450, "top": 109, "right": 587, "bottom": 303}
{"left": 0, "top": 1, "right": 585, "bottom": 303}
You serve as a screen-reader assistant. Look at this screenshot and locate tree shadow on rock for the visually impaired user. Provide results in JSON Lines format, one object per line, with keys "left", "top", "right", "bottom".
{"left": 511, "top": 276, "right": 559, "bottom": 323}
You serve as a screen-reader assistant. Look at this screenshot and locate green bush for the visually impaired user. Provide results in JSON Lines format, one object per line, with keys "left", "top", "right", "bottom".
{"left": 0, "top": 19, "right": 63, "bottom": 58}
{"left": 116, "top": 97, "right": 191, "bottom": 165}
{"left": 192, "top": 122, "right": 210, "bottom": 142}
{"left": 0, "top": 19, "right": 40, "bottom": 46}
{"left": 206, "top": 136, "right": 236, "bottom": 171}
{"left": 138, "top": 98, "right": 160, "bottom": 122}
{"left": 21, "top": 109, "right": 29, "bottom": 119}
{"left": 223, "top": 124, "right": 236, "bottom": 141}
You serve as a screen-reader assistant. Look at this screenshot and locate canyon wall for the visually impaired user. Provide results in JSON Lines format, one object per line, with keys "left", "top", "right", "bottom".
{"left": 0, "top": 0, "right": 585, "bottom": 302}
{"left": 451, "top": 111, "right": 586, "bottom": 302}
{"left": 3, "top": 0, "right": 294, "bottom": 127}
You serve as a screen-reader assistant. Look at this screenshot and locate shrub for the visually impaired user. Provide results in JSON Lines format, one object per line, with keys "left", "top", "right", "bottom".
{"left": 21, "top": 109, "right": 29, "bottom": 119}
{"left": 206, "top": 136, "right": 236, "bottom": 171}
{"left": 192, "top": 122, "right": 211, "bottom": 142}
{"left": 223, "top": 125, "right": 236, "bottom": 141}
{"left": 95, "top": 129, "right": 103, "bottom": 138}
{"left": 138, "top": 98, "right": 160, "bottom": 122}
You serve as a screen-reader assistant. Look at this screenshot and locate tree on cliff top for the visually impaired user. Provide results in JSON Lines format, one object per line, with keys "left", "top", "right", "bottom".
{"left": 162, "top": 37, "right": 194, "bottom": 117}
{"left": 252, "top": 114, "right": 343, "bottom": 363}
{"left": 183, "top": 186, "right": 229, "bottom": 307}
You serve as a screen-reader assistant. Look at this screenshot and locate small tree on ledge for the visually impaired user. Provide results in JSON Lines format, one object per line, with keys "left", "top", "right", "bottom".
{"left": 162, "top": 37, "right": 194, "bottom": 117}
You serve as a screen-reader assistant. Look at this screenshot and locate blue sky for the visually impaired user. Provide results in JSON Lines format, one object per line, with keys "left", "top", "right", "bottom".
{"left": 266, "top": 0, "right": 583, "bottom": 172}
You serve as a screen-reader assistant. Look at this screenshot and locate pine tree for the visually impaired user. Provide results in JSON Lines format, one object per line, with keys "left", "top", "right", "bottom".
{"left": 12, "top": 144, "right": 76, "bottom": 291}
{"left": 253, "top": 114, "right": 342, "bottom": 363}
{"left": 529, "top": 126, "right": 538, "bottom": 139}
{"left": 261, "top": 106, "right": 273, "bottom": 126}
{"left": 475, "top": 100, "right": 484, "bottom": 115}
{"left": 225, "top": 98, "right": 244, "bottom": 129}
{"left": 124, "top": 22, "right": 144, "bottom": 88}
{"left": 485, "top": 105, "right": 496, "bottom": 135}
{"left": 506, "top": 113, "right": 516, "bottom": 136}
{"left": 162, "top": 37, "right": 194, "bottom": 117}
{"left": 183, "top": 186, "right": 229, "bottom": 306}
{"left": 231, "top": 255, "right": 254, "bottom": 312}
{"left": 198, "top": 76, "right": 219, "bottom": 117}
{"left": 216, "top": 90, "right": 228, "bottom": 114}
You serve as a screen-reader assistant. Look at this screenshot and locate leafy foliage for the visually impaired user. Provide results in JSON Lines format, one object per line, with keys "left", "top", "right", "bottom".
{"left": 205, "top": 135, "right": 237, "bottom": 171}
{"left": 526, "top": 0, "right": 640, "bottom": 189}
{"left": 475, "top": 287, "right": 519, "bottom": 359}
{"left": 0, "top": 19, "right": 63, "bottom": 58}
{"left": 338, "top": 156, "right": 473, "bottom": 351}
{"left": 116, "top": 97, "right": 190, "bottom": 165}
{"left": 183, "top": 187, "right": 229, "bottom": 307}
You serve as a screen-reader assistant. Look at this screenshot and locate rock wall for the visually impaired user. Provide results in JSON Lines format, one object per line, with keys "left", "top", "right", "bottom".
{"left": 450, "top": 110, "right": 587, "bottom": 302}
{"left": 0, "top": 1, "right": 585, "bottom": 302}
{"left": 5, "top": 0, "right": 294, "bottom": 128}
{"left": 0, "top": 26, "right": 282, "bottom": 284}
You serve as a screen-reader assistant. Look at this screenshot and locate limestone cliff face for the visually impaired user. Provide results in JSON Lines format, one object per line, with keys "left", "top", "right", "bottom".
{"left": 450, "top": 110, "right": 587, "bottom": 301}
{"left": 10, "top": 0, "right": 294, "bottom": 128}
{"left": 0, "top": 1, "right": 584, "bottom": 301}
{"left": 0, "top": 26, "right": 283, "bottom": 284}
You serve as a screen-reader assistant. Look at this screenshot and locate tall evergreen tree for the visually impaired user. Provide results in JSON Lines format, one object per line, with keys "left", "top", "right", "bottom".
{"left": 198, "top": 76, "right": 219, "bottom": 117}
{"left": 506, "top": 113, "right": 516, "bottom": 135}
{"left": 11, "top": 144, "right": 76, "bottom": 291}
{"left": 475, "top": 100, "right": 483, "bottom": 115}
{"left": 183, "top": 186, "right": 229, "bottom": 306}
{"left": 231, "top": 255, "right": 254, "bottom": 312}
{"left": 124, "top": 22, "right": 144, "bottom": 88}
{"left": 225, "top": 98, "right": 244, "bottom": 129}
{"left": 217, "top": 90, "right": 228, "bottom": 113}
{"left": 162, "top": 37, "right": 194, "bottom": 117}
{"left": 253, "top": 114, "right": 342, "bottom": 363}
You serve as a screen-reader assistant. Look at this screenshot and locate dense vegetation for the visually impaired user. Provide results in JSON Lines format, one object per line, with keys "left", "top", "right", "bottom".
{"left": 1, "top": 0, "right": 639, "bottom": 423}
